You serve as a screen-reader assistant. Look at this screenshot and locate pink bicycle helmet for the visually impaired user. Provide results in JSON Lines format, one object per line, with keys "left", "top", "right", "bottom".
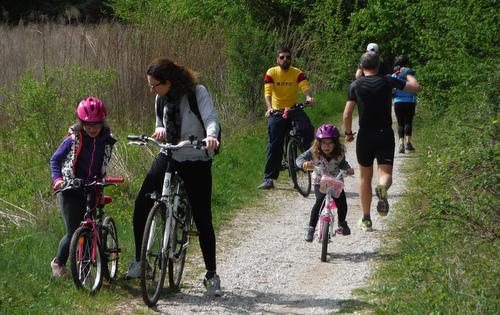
{"left": 76, "top": 97, "right": 107, "bottom": 123}
{"left": 315, "top": 124, "right": 339, "bottom": 139}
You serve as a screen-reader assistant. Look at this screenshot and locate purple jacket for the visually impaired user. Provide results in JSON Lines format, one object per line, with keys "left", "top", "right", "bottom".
{"left": 50, "top": 126, "right": 115, "bottom": 184}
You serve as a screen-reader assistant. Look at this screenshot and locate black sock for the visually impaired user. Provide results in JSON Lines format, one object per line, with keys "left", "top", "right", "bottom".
{"left": 363, "top": 214, "right": 371, "bottom": 221}
{"left": 205, "top": 271, "right": 216, "bottom": 279}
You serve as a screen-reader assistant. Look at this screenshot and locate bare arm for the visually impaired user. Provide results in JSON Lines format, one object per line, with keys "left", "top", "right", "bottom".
{"left": 404, "top": 74, "right": 420, "bottom": 94}
{"left": 355, "top": 67, "right": 363, "bottom": 80}
{"left": 303, "top": 90, "right": 315, "bottom": 104}
{"left": 343, "top": 100, "right": 356, "bottom": 142}
{"left": 264, "top": 95, "right": 273, "bottom": 117}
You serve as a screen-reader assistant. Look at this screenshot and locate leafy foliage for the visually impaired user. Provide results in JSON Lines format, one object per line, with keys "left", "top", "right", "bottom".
{"left": 0, "top": 66, "right": 115, "bottom": 217}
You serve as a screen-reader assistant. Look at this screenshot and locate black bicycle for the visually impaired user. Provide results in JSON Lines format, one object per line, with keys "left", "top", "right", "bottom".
{"left": 273, "top": 103, "right": 312, "bottom": 197}
{"left": 127, "top": 135, "right": 203, "bottom": 307}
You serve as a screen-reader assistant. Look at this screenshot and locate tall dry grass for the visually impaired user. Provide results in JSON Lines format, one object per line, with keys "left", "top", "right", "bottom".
{"left": 0, "top": 21, "right": 230, "bottom": 124}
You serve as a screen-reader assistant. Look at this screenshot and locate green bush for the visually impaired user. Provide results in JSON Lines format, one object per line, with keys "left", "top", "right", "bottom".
{"left": 0, "top": 66, "right": 115, "bottom": 221}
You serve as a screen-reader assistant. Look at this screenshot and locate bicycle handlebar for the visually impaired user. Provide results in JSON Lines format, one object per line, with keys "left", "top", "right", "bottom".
{"left": 336, "top": 169, "right": 348, "bottom": 180}
{"left": 272, "top": 102, "right": 311, "bottom": 119}
{"left": 127, "top": 134, "right": 207, "bottom": 151}
{"left": 54, "top": 177, "right": 124, "bottom": 194}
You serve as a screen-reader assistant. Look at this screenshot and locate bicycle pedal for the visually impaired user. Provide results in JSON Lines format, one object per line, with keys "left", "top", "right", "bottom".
{"left": 186, "top": 230, "right": 200, "bottom": 236}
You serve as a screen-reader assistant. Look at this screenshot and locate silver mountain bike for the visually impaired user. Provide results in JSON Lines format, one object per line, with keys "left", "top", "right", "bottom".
{"left": 128, "top": 135, "right": 204, "bottom": 306}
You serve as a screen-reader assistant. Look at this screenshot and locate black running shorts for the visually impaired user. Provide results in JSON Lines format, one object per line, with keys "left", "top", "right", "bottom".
{"left": 356, "top": 128, "right": 395, "bottom": 166}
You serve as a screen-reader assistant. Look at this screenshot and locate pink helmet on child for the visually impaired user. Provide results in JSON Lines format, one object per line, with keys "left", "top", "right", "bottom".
{"left": 315, "top": 124, "right": 339, "bottom": 139}
{"left": 76, "top": 97, "right": 107, "bottom": 123}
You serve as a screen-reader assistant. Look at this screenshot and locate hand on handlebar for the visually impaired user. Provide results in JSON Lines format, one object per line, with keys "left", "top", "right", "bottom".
{"left": 305, "top": 96, "right": 315, "bottom": 105}
{"left": 151, "top": 128, "right": 166, "bottom": 141}
{"left": 302, "top": 161, "right": 315, "bottom": 171}
{"left": 52, "top": 178, "right": 64, "bottom": 191}
{"left": 203, "top": 135, "right": 219, "bottom": 150}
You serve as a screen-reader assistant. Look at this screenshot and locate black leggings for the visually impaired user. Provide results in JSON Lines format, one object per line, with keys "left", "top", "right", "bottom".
{"left": 133, "top": 154, "right": 216, "bottom": 272}
{"left": 394, "top": 102, "right": 416, "bottom": 138}
{"left": 308, "top": 185, "right": 347, "bottom": 228}
{"left": 55, "top": 189, "right": 86, "bottom": 265}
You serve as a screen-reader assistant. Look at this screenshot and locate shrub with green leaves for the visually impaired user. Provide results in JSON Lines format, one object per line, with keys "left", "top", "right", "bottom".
{"left": 0, "top": 65, "right": 115, "bottom": 218}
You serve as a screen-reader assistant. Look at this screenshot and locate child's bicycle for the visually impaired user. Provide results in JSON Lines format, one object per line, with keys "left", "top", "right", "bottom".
{"left": 273, "top": 103, "right": 312, "bottom": 197}
{"left": 316, "top": 170, "right": 347, "bottom": 262}
{"left": 58, "top": 177, "right": 124, "bottom": 294}
{"left": 127, "top": 135, "right": 203, "bottom": 307}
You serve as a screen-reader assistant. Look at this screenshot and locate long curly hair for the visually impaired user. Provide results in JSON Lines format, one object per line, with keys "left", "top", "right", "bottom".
{"left": 146, "top": 58, "right": 198, "bottom": 100}
{"left": 311, "top": 136, "right": 344, "bottom": 160}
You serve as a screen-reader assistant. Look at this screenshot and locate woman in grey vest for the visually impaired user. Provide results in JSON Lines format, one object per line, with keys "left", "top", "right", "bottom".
{"left": 126, "top": 58, "right": 221, "bottom": 297}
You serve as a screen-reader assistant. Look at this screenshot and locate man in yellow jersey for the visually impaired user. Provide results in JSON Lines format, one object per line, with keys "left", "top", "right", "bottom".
{"left": 258, "top": 46, "right": 315, "bottom": 190}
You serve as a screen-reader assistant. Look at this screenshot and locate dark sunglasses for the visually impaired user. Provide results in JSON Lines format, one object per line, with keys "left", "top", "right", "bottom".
{"left": 279, "top": 55, "right": 291, "bottom": 60}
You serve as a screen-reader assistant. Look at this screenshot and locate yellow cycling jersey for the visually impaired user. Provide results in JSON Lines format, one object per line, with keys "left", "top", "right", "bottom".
{"left": 264, "top": 66, "right": 310, "bottom": 110}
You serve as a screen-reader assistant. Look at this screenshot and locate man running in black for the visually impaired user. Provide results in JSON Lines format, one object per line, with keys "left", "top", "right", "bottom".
{"left": 343, "top": 52, "right": 420, "bottom": 231}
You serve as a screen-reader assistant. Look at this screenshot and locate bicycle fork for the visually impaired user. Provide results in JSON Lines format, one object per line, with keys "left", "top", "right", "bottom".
{"left": 145, "top": 172, "right": 175, "bottom": 260}
{"left": 318, "top": 199, "right": 337, "bottom": 241}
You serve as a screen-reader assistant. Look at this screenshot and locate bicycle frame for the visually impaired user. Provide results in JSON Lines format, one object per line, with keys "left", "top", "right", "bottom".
{"left": 130, "top": 137, "right": 203, "bottom": 262}
{"left": 145, "top": 170, "right": 177, "bottom": 262}
{"left": 317, "top": 195, "right": 337, "bottom": 242}
{"left": 317, "top": 171, "right": 347, "bottom": 242}
{"left": 272, "top": 103, "right": 312, "bottom": 197}
{"left": 274, "top": 103, "right": 307, "bottom": 163}
{"left": 128, "top": 135, "right": 204, "bottom": 305}
{"left": 77, "top": 179, "right": 122, "bottom": 260}
{"left": 62, "top": 177, "right": 123, "bottom": 293}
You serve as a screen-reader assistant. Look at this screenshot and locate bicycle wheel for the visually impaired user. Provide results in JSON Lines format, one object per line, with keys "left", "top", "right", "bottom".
{"left": 287, "top": 138, "right": 311, "bottom": 197}
{"left": 69, "top": 226, "right": 103, "bottom": 293}
{"left": 168, "top": 198, "right": 192, "bottom": 289}
{"left": 102, "top": 216, "right": 119, "bottom": 282}
{"left": 320, "top": 220, "right": 330, "bottom": 262}
{"left": 140, "top": 202, "right": 168, "bottom": 307}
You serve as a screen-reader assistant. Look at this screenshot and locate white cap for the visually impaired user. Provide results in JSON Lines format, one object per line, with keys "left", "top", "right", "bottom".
{"left": 366, "top": 43, "right": 379, "bottom": 53}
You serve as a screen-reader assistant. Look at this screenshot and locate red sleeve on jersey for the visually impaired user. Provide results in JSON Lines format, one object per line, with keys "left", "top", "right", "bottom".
{"left": 264, "top": 74, "right": 274, "bottom": 84}
{"left": 297, "top": 72, "right": 307, "bottom": 83}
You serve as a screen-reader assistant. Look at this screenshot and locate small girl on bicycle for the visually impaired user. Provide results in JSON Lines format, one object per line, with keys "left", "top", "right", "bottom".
{"left": 49, "top": 97, "right": 116, "bottom": 277}
{"left": 296, "top": 124, "right": 354, "bottom": 242}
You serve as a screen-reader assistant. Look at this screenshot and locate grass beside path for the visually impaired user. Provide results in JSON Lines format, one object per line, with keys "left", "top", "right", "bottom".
{"left": 360, "top": 116, "right": 499, "bottom": 314}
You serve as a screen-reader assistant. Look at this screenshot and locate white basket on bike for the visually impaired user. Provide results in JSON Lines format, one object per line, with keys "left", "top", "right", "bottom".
{"left": 319, "top": 175, "right": 344, "bottom": 198}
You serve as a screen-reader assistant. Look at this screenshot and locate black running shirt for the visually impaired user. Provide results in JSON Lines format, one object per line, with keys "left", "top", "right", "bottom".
{"left": 348, "top": 75, "right": 406, "bottom": 129}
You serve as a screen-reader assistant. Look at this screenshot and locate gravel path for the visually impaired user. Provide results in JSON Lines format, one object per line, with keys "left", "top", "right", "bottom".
{"left": 122, "top": 116, "right": 410, "bottom": 314}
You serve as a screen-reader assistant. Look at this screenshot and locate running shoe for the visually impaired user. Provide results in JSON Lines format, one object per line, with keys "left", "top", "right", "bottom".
{"left": 304, "top": 226, "right": 314, "bottom": 242}
{"left": 203, "top": 273, "right": 222, "bottom": 297}
{"left": 405, "top": 142, "right": 415, "bottom": 152}
{"left": 359, "top": 218, "right": 373, "bottom": 232}
{"left": 50, "top": 258, "right": 67, "bottom": 277}
{"left": 336, "top": 221, "right": 351, "bottom": 235}
{"left": 257, "top": 179, "right": 274, "bottom": 190}
{"left": 375, "top": 184, "right": 389, "bottom": 216}
{"left": 398, "top": 143, "right": 405, "bottom": 154}
{"left": 125, "top": 259, "right": 141, "bottom": 279}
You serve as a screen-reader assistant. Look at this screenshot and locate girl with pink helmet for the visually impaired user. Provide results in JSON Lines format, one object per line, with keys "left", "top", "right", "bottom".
{"left": 295, "top": 123, "right": 354, "bottom": 242}
{"left": 48, "top": 96, "right": 116, "bottom": 277}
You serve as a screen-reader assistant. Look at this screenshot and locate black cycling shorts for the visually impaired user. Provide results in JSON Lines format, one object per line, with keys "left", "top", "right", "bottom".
{"left": 356, "top": 128, "right": 395, "bottom": 166}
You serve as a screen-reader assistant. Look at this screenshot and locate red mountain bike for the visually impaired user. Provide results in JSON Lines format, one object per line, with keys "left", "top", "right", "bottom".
{"left": 62, "top": 177, "right": 124, "bottom": 294}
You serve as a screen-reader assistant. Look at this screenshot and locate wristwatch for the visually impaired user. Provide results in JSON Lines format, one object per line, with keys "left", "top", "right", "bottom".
{"left": 345, "top": 131, "right": 353, "bottom": 136}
